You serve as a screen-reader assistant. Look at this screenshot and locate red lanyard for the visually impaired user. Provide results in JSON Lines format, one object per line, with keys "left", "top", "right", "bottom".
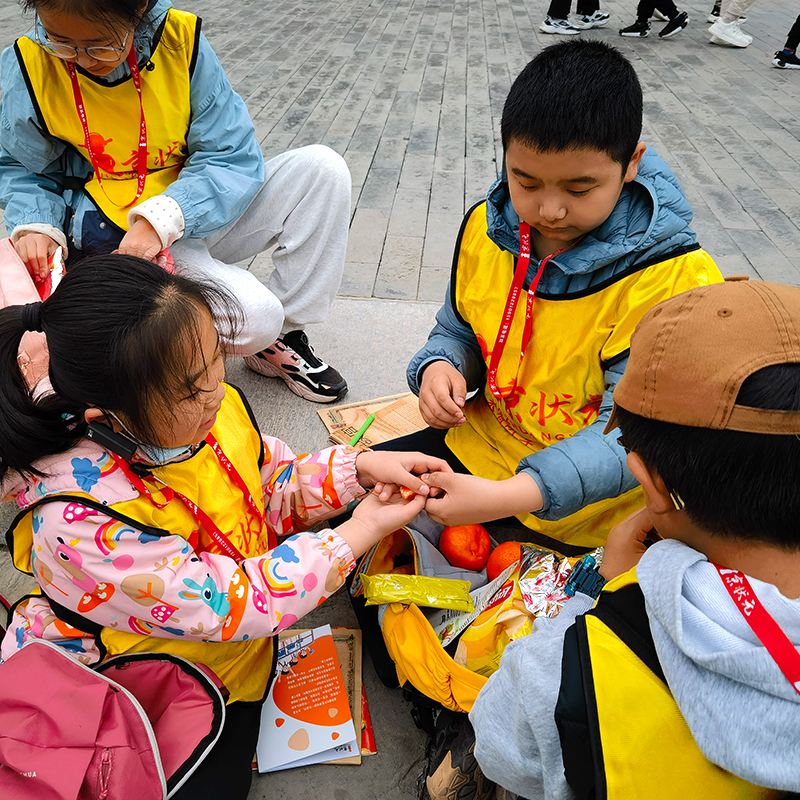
{"left": 714, "top": 564, "right": 800, "bottom": 697}
{"left": 107, "top": 435, "right": 269, "bottom": 564}
{"left": 65, "top": 49, "right": 148, "bottom": 209}
{"left": 487, "top": 223, "right": 576, "bottom": 399}
{"left": 205, "top": 433, "right": 266, "bottom": 530}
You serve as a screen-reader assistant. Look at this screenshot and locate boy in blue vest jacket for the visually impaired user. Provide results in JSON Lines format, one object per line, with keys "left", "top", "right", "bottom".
{"left": 369, "top": 41, "right": 721, "bottom": 800}
{"left": 380, "top": 40, "right": 721, "bottom": 555}
{"left": 471, "top": 279, "right": 800, "bottom": 799}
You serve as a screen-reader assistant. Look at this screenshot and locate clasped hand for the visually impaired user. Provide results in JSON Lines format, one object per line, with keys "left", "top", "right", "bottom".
{"left": 15, "top": 218, "right": 163, "bottom": 283}
{"left": 351, "top": 450, "right": 545, "bottom": 535}
{"left": 339, "top": 450, "right": 450, "bottom": 557}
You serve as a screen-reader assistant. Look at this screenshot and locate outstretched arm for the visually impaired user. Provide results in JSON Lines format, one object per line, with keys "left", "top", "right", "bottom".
{"left": 516, "top": 356, "right": 636, "bottom": 521}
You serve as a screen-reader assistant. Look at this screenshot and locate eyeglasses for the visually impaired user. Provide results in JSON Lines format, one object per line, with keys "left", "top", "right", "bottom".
{"left": 34, "top": 12, "right": 132, "bottom": 62}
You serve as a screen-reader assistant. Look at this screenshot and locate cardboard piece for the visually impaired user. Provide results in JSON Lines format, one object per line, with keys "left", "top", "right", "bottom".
{"left": 317, "top": 392, "right": 426, "bottom": 447}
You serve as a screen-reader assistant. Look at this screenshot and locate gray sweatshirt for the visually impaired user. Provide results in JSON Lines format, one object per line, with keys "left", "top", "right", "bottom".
{"left": 470, "top": 539, "right": 800, "bottom": 799}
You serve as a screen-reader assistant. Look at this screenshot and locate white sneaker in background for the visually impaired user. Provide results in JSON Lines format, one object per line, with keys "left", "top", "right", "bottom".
{"left": 708, "top": 18, "right": 752, "bottom": 47}
{"left": 540, "top": 15, "right": 581, "bottom": 34}
{"left": 572, "top": 10, "right": 611, "bottom": 29}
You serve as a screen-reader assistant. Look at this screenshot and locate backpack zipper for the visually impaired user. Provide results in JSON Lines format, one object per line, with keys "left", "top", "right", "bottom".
{"left": 97, "top": 748, "right": 112, "bottom": 799}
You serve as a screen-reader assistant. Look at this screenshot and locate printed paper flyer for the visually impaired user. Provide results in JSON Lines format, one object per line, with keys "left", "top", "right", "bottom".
{"left": 256, "top": 625, "right": 358, "bottom": 772}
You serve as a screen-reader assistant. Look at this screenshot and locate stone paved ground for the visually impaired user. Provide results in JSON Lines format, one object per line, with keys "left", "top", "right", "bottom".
{"left": 1, "top": 1, "right": 800, "bottom": 798}
{"left": 185, "top": 0, "right": 800, "bottom": 295}
{"left": 2, "top": 0, "right": 800, "bottom": 292}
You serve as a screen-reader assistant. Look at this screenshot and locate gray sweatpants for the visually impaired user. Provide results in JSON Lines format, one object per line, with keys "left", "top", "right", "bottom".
{"left": 171, "top": 144, "right": 351, "bottom": 356}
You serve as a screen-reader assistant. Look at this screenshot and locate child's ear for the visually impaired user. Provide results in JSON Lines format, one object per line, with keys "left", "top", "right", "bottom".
{"left": 626, "top": 451, "right": 673, "bottom": 516}
{"left": 84, "top": 407, "right": 122, "bottom": 433}
{"left": 623, "top": 142, "right": 647, "bottom": 184}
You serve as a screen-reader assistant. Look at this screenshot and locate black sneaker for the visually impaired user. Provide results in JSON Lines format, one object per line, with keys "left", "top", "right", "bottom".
{"left": 659, "top": 10, "right": 689, "bottom": 37}
{"left": 244, "top": 330, "right": 348, "bottom": 403}
{"left": 707, "top": 3, "right": 720, "bottom": 23}
{"left": 773, "top": 50, "right": 800, "bottom": 69}
{"left": 425, "top": 709, "right": 495, "bottom": 800}
{"left": 619, "top": 20, "right": 650, "bottom": 37}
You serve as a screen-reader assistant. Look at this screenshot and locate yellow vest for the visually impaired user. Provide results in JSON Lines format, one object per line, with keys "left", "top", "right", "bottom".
{"left": 446, "top": 204, "right": 723, "bottom": 548}
{"left": 16, "top": 9, "right": 197, "bottom": 229}
{"left": 9, "top": 386, "right": 275, "bottom": 703}
{"left": 568, "top": 570, "right": 777, "bottom": 799}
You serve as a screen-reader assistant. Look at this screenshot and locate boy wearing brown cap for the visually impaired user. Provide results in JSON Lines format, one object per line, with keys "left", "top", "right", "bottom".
{"left": 470, "top": 279, "right": 800, "bottom": 799}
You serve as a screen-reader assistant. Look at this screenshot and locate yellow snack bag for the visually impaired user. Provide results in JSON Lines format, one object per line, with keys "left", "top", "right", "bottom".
{"left": 361, "top": 573, "right": 475, "bottom": 612}
{"left": 454, "top": 573, "right": 534, "bottom": 677}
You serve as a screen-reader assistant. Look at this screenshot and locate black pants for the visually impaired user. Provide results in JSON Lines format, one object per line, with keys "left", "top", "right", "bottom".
{"left": 785, "top": 14, "right": 800, "bottom": 51}
{"left": 546, "top": 0, "right": 599, "bottom": 18}
{"left": 173, "top": 698, "right": 264, "bottom": 800}
{"left": 372, "top": 426, "right": 469, "bottom": 472}
{"left": 635, "top": 0, "right": 678, "bottom": 21}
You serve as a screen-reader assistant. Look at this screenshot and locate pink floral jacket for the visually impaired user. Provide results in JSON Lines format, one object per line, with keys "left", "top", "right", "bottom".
{"left": 1, "top": 435, "right": 366, "bottom": 665}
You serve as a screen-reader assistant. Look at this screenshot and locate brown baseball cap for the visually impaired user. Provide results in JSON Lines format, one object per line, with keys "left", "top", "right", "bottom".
{"left": 605, "top": 279, "right": 800, "bottom": 434}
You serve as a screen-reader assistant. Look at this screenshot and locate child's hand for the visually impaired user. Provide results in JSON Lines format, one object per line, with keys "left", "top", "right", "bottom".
{"left": 419, "top": 361, "right": 468, "bottom": 429}
{"left": 423, "top": 471, "right": 543, "bottom": 526}
{"left": 355, "top": 450, "right": 452, "bottom": 500}
{"left": 336, "top": 490, "right": 427, "bottom": 557}
{"left": 598, "top": 507, "right": 657, "bottom": 581}
{"left": 118, "top": 217, "right": 163, "bottom": 262}
{"left": 15, "top": 233, "right": 60, "bottom": 282}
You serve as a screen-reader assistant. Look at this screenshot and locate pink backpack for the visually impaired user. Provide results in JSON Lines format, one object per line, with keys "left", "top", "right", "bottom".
{"left": 0, "top": 640, "right": 226, "bottom": 799}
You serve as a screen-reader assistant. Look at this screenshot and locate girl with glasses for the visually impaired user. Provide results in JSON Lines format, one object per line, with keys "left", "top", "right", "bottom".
{"left": 0, "top": 0, "right": 351, "bottom": 405}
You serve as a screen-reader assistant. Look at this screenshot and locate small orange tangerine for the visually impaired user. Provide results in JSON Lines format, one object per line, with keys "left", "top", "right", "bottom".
{"left": 487, "top": 541, "right": 522, "bottom": 582}
{"left": 439, "top": 524, "right": 491, "bottom": 572}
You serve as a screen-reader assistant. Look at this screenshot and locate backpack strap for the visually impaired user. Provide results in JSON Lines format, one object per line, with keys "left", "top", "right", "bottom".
{"left": 556, "top": 583, "right": 663, "bottom": 800}
{"left": 587, "top": 583, "right": 665, "bottom": 684}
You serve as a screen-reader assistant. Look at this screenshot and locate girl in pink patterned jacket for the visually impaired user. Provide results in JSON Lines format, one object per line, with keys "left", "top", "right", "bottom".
{"left": 0, "top": 253, "right": 445, "bottom": 797}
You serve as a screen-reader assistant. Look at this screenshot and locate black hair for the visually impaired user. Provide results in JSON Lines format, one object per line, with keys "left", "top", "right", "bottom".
{"left": 0, "top": 254, "right": 240, "bottom": 481}
{"left": 21, "top": 0, "right": 150, "bottom": 32}
{"left": 500, "top": 40, "right": 643, "bottom": 167}
{"left": 615, "top": 364, "right": 800, "bottom": 550}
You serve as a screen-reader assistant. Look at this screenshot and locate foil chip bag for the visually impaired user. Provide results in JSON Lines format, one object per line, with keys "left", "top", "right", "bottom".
{"left": 519, "top": 545, "right": 603, "bottom": 618}
{"left": 453, "top": 545, "right": 603, "bottom": 677}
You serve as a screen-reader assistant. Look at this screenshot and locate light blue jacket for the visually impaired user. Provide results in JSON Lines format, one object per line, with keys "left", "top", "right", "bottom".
{"left": 0, "top": 0, "right": 264, "bottom": 250}
{"left": 408, "top": 148, "right": 699, "bottom": 521}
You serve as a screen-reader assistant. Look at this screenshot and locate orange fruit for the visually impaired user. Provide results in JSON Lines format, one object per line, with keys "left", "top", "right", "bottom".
{"left": 486, "top": 541, "right": 522, "bottom": 582}
{"left": 439, "top": 524, "right": 491, "bottom": 572}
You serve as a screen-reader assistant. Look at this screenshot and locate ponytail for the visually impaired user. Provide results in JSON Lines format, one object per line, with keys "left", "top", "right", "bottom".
{"left": 0, "top": 304, "right": 85, "bottom": 481}
{"left": 0, "top": 254, "right": 240, "bottom": 482}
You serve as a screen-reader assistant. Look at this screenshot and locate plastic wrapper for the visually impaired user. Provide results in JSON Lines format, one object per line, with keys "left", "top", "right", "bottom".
{"left": 361, "top": 573, "right": 474, "bottom": 611}
{"left": 453, "top": 545, "right": 604, "bottom": 677}
{"left": 454, "top": 571, "right": 532, "bottom": 677}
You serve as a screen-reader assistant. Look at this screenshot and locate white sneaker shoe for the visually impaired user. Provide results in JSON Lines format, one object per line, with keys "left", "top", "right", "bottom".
{"left": 540, "top": 15, "right": 581, "bottom": 34}
{"left": 572, "top": 10, "right": 610, "bottom": 29}
{"left": 708, "top": 18, "right": 752, "bottom": 47}
{"left": 653, "top": 9, "right": 669, "bottom": 20}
